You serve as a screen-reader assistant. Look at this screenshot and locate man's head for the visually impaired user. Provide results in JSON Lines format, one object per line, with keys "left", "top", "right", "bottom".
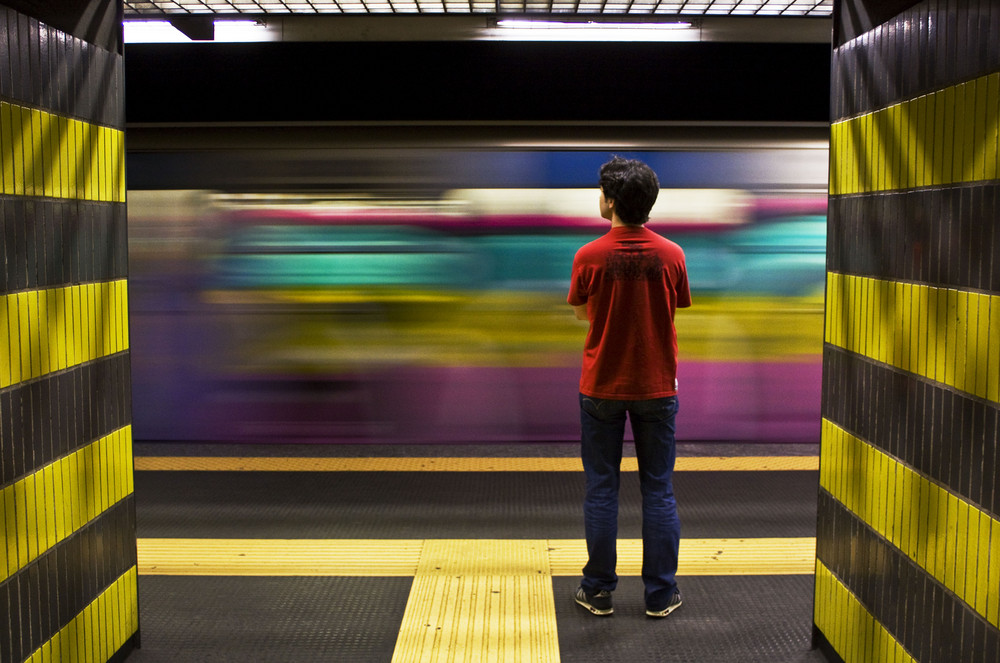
{"left": 598, "top": 156, "right": 660, "bottom": 227}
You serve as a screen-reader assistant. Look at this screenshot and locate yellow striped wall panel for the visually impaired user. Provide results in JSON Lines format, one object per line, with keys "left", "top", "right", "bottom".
{"left": 0, "top": 101, "right": 125, "bottom": 203}
{"left": 2, "top": 4, "right": 135, "bottom": 662}
{"left": 820, "top": 419, "right": 1000, "bottom": 628}
{"left": 814, "top": 561, "right": 916, "bottom": 663}
{"left": 825, "top": 272, "right": 1000, "bottom": 404}
{"left": 0, "top": 281, "right": 130, "bottom": 389}
{"left": 830, "top": 72, "right": 1000, "bottom": 195}
{"left": 822, "top": 5, "right": 1000, "bottom": 660}
{"left": 25, "top": 567, "right": 138, "bottom": 663}
{"left": 1, "top": 427, "right": 134, "bottom": 583}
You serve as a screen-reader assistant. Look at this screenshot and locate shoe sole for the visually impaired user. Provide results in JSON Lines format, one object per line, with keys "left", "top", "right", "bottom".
{"left": 574, "top": 597, "right": 613, "bottom": 616}
{"left": 645, "top": 599, "right": 682, "bottom": 618}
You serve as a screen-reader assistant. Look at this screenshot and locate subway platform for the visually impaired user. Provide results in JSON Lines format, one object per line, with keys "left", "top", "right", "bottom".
{"left": 126, "top": 441, "right": 827, "bottom": 662}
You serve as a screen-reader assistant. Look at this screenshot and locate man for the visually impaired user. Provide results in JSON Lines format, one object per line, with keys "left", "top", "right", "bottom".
{"left": 567, "top": 156, "right": 691, "bottom": 618}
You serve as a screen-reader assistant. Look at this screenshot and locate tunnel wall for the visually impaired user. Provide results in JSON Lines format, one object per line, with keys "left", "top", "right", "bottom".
{"left": 123, "top": 40, "right": 831, "bottom": 125}
{"left": 0, "top": 1, "right": 138, "bottom": 662}
{"left": 816, "top": 0, "right": 1000, "bottom": 661}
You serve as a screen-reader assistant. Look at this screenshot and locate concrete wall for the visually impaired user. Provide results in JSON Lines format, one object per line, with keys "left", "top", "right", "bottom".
{"left": 0, "top": 1, "right": 138, "bottom": 661}
{"left": 816, "top": 0, "right": 1000, "bottom": 660}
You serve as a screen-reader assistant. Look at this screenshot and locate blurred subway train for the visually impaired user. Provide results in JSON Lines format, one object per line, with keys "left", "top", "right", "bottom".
{"left": 126, "top": 142, "right": 828, "bottom": 444}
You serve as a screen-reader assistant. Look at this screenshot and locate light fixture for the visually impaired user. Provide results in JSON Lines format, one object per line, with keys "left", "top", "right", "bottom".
{"left": 123, "top": 20, "right": 189, "bottom": 43}
{"left": 491, "top": 18, "right": 696, "bottom": 42}
{"left": 213, "top": 20, "right": 271, "bottom": 42}
{"left": 123, "top": 19, "right": 271, "bottom": 43}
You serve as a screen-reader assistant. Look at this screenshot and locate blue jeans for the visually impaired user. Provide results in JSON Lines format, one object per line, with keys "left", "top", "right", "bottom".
{"left": 579, "top": 394, "right": 680, "bottom": 611}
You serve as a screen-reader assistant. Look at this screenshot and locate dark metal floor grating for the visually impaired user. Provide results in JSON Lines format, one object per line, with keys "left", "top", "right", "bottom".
{"left": 128, "top": 460, "right": 829, "bottom": 662}
{"left": 555, "top": 575, "right": 828, "bottom": 663}
{"left": 134, "top": 470, "right": 818, "bottom": 540}
{"left": 130, "top": 576, "right": 412, "bottom": 663}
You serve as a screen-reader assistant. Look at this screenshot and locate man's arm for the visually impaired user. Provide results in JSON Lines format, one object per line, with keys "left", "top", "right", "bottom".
{"left": 572, "top": 304, "right": 588, "bottom": 321}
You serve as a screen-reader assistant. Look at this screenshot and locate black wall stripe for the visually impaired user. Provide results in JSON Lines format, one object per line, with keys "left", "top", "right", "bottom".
{"left": 817, "top": 491, "right": 1000, "bottom": 663}
{"left": 827, "top": 185, "right": 1000, "bottom": 293}
{"left": 0, "top": 496, "right": 136, "bottom": 663}
{"left": 0, "top": 200, "right": 128, "bottom": 293}
{"left": 833, "top": 1, "right": 1000, "bottom": 117}
{"left": 0, "top": 6, "right": 123, "bottom": 128}
{"left": 1, "top": 1, "right": 121, "bottom": 56}
{"left": 833, "top": 0, "right": 923, "bottom": 47}
{"left": 822, "top": 345, "right": 999, "bottom": 518}
{"left": 0, "top": 352, "right": 131, "bottom": 487}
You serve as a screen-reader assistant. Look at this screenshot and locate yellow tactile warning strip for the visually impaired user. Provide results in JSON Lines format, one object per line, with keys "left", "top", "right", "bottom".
{"left": 133, "top": 455, "right": 819, "bottom": 472}
{"left": 135, "top": 537, "right": 817, "bottom": 577}
{"left": 392, "top": 540, "right": 559, "bottom": 663}
{"left": 137, "top": 538, "right": 424, "bottom": 576}
{"left": 547, "top": 537, "right": 817, "bottom": 577}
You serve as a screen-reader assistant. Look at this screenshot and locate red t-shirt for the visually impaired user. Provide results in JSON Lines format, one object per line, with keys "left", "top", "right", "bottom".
{"left": 568, "top": 225, "right": 691, "bottom": 399}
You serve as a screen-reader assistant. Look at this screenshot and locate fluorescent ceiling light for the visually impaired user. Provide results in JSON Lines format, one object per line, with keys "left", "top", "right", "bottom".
{"left": 123, "top": 19, "right": 271, "bottom": 43}
{"left": 491, "top": 19, "right": 696, "bottom": 42}
{"left": 214, "top": 20, "right": 271, "bottom": 42}
{"left": 123, "top": 21, "right": 189, "bottom": 43}
{"left": 497, "top": 19, "right": 693, "bottom": 30}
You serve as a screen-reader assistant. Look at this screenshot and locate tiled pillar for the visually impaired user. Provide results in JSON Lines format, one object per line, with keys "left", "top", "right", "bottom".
{"left": 816, "top": 1, "right": 1000, "bottom": 661}
{"left": 1, "top": 1, "right": 138, "bottom": 662}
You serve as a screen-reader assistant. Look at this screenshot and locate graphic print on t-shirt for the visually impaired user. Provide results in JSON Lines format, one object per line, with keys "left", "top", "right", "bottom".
{"left": 604, "top": 249, "right": 664, "bottom": 282}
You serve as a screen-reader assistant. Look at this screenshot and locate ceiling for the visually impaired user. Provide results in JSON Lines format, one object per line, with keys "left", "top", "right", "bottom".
{"left": 123, "top": 0, "right": 833, "bottom": 17}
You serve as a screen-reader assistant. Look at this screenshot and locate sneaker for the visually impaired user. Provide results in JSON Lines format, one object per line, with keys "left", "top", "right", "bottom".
{"left": 645, "top": 591, "right": 682, "bottom": 618}
{"left": 574, "top": 586, "right": 613, "bottom": 616}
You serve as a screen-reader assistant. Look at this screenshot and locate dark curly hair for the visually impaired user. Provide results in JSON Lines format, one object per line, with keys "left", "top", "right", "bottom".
{"left": 598, "top": 156, "right": 660, "bottom": 227}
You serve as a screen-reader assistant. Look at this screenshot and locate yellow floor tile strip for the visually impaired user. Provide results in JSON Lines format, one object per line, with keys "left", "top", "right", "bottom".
{"left": 547, "top": 537, "right": 817, "bottom": 576}
{"left": 136, "top": 538, "right": 423, "bottom": 576}
{"left": 392, "top": 540, "right": 559, "bottom": 663}
{"left": 133, "top": 456, "right": 818, "bottom": 472}
{"left": 136, "top": 537, "right": 816, "bottom": 577}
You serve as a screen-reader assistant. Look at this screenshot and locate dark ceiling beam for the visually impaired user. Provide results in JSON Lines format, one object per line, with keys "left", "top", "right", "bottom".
{"left": 170, "top": 16, "right": 215, "bottom": 41}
